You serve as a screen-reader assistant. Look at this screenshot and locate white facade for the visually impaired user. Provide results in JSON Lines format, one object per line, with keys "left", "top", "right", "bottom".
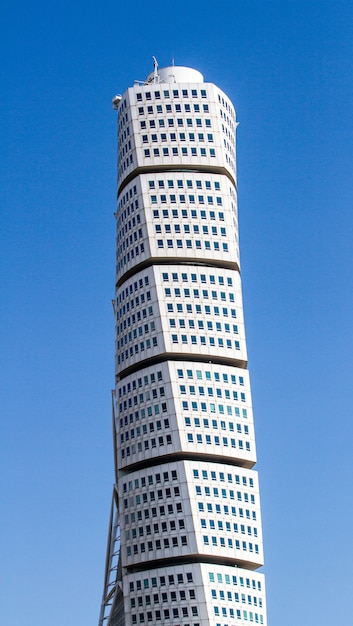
{"left": 99, "top": 65, "right": 267, "bottom": 626}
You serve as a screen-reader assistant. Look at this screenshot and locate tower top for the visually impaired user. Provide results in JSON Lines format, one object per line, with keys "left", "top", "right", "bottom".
{"left": 145, "top": 65, "right": 204, "bottom": 84}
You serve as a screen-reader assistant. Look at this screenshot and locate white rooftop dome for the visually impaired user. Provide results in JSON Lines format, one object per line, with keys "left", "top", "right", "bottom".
{"left": 145, "top": 65, "right": 204, "bottom": 84}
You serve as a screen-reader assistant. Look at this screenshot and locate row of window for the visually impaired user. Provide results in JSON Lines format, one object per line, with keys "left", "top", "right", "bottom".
{"left": 171, "top": 319, "right": 236, "bottom": 333}
{"left": 181, "top": 384, "right": 244, "bottom": 399}
{"left": 124, "top": 501, "right": 182, "bottom": 526}
{"left": 177, "top": 367, "right": 243, "bottom": 383}
{"left": 153, "top": 209, "right": 226, "bottom": 220}
{"left": 120, "top": 434, "right": 172, "bottom": 458}
{"left": 201, "top": 519, "right": 258, "bottom": 537}
{"left": 136, "top": 87, "right": 208, "bottom": 100}
{"left": 157, "top": 226, "right": 228, "bottom": 239}
{"left": 120, "top": 418, "right": 170, "bottom": 442}
{"left": 214, "top": 608, "right": 263, "bottom": 623}
{"left": 118, "top": 380, "right": 163, "bottom": 401}
{"left": 185, "top": 417, "right": 250, "bottom": 438}
{"left": 131, "top": 608, "right": 198, "bottom": 624}
{"left": 141, "top": 130, "right": 214, "bottom": 143}
{"left": 127, "top": 534, "right": 188, "bottom": 557}
{"left": 212, "top": 589, "right": 262, "bottom": 605}
{"left": 142, "top": 122, "right": 212, "bottom": 134}
{"left": 165, "top": 287, "right": 236, "bottom": 302}
{"left": 118, "top": 404, "right": 167, "bottom": 423}
{"left": 123, "top": 470, "right": 177, "bottom": 492}
{"left": 196, "top": 485, "right": 255, "bottom": 504}
{"left": 139, "top": 118, "right": 211, "bottom": 130}
{"left": 118, "top": 397, "right": 166, "bottom": 418}
{"left": 123, "top": 502, "right": 182, "bottom": 519}
{"left": 131, "top": 588, "right": 196, "bottom": 607}
{"left": 185, "top": 412, "right": 249, "bottom": 428}
{"left": 203, "top": 535, "right": 259, "bottom": 554}
{"left": 151, "top": 192, "right": 222, "bottom": 204}
{"left": 166, "top": 302, "right": 237, "bottom": 318}
{"left": 186, "top": 433, "right": 250, "bottom": 451}
{"left": 149, "top": 178, "right": 221, "bottom": 190}
{"left": 138, "top": 103, "right": 209, "bottom": 116}
{"left": 185, "top": 419, "right": 249, "bottom": 437}
{"left": 198, "top": 502, "right": 256, "bottom": 521}
{"left": 171, "top": 334, "right": 239, "bottom": 349}
{"left": 128, "top": 581, "right": 263, "bottom": 623}
{"left": 129, "top": 571, "right": 194, "bottom": 591}
{"left": 192, "top": 469, "right": 253, "bottom": 486}
{"left": 163, "top": 272, "right": 232, "bottom": 285}
{"left": 157, "top": 239, "right": 229, "bottom": 252}
{"left": 209, "top": 571, "right": 262, "bottom": 590}
{"left": 177, "top": 369, "right": 242, "bottom": 390}
{"left": 143, "top": 147, "right": 216, "bottom": 158}
{"left": 172, "top": 319, "right": 238, "bottom": 334}
{"left": 125, "top": 485, "right": 182, "bottom": 505}
{"left": 117, "top": 381, "right": 159, "bottom": 411}
{"left": 182, "top": 402, "right": 248, "bottom": 417}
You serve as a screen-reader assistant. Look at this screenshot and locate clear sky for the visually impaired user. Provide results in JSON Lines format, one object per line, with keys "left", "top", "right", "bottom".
{"left": 1, "top": 1, "right": 353, "bottom": 624}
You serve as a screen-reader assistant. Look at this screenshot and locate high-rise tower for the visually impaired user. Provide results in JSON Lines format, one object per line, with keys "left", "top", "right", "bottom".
{"left": 99, "top": 63, "right": 267, "bottom": 626}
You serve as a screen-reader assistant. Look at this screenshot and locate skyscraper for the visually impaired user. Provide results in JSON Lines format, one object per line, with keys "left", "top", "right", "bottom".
{"left": 99, "top": 62, "right": 267, "bottom": 626}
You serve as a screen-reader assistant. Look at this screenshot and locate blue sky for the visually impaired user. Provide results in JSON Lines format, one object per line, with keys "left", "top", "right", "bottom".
{"left": 1, "top": 1, "right": 353, "bottom": 624}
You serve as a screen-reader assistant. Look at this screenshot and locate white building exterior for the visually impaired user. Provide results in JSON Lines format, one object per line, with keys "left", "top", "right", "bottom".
{"left": 99, "top": 64, "right": 267, "bottom": 626}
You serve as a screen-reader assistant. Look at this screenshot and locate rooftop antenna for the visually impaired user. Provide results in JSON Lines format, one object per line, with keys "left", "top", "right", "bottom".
{"left": 171, "top": 55, "right": 174, "bottom": 67}
{"left": 152, "top": 56, "right": 158, "bottom": 83}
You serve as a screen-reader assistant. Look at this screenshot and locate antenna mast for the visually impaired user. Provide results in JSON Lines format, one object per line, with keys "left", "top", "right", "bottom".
{"left": 152, "top": 56, "right": 159, "bottom": 83}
